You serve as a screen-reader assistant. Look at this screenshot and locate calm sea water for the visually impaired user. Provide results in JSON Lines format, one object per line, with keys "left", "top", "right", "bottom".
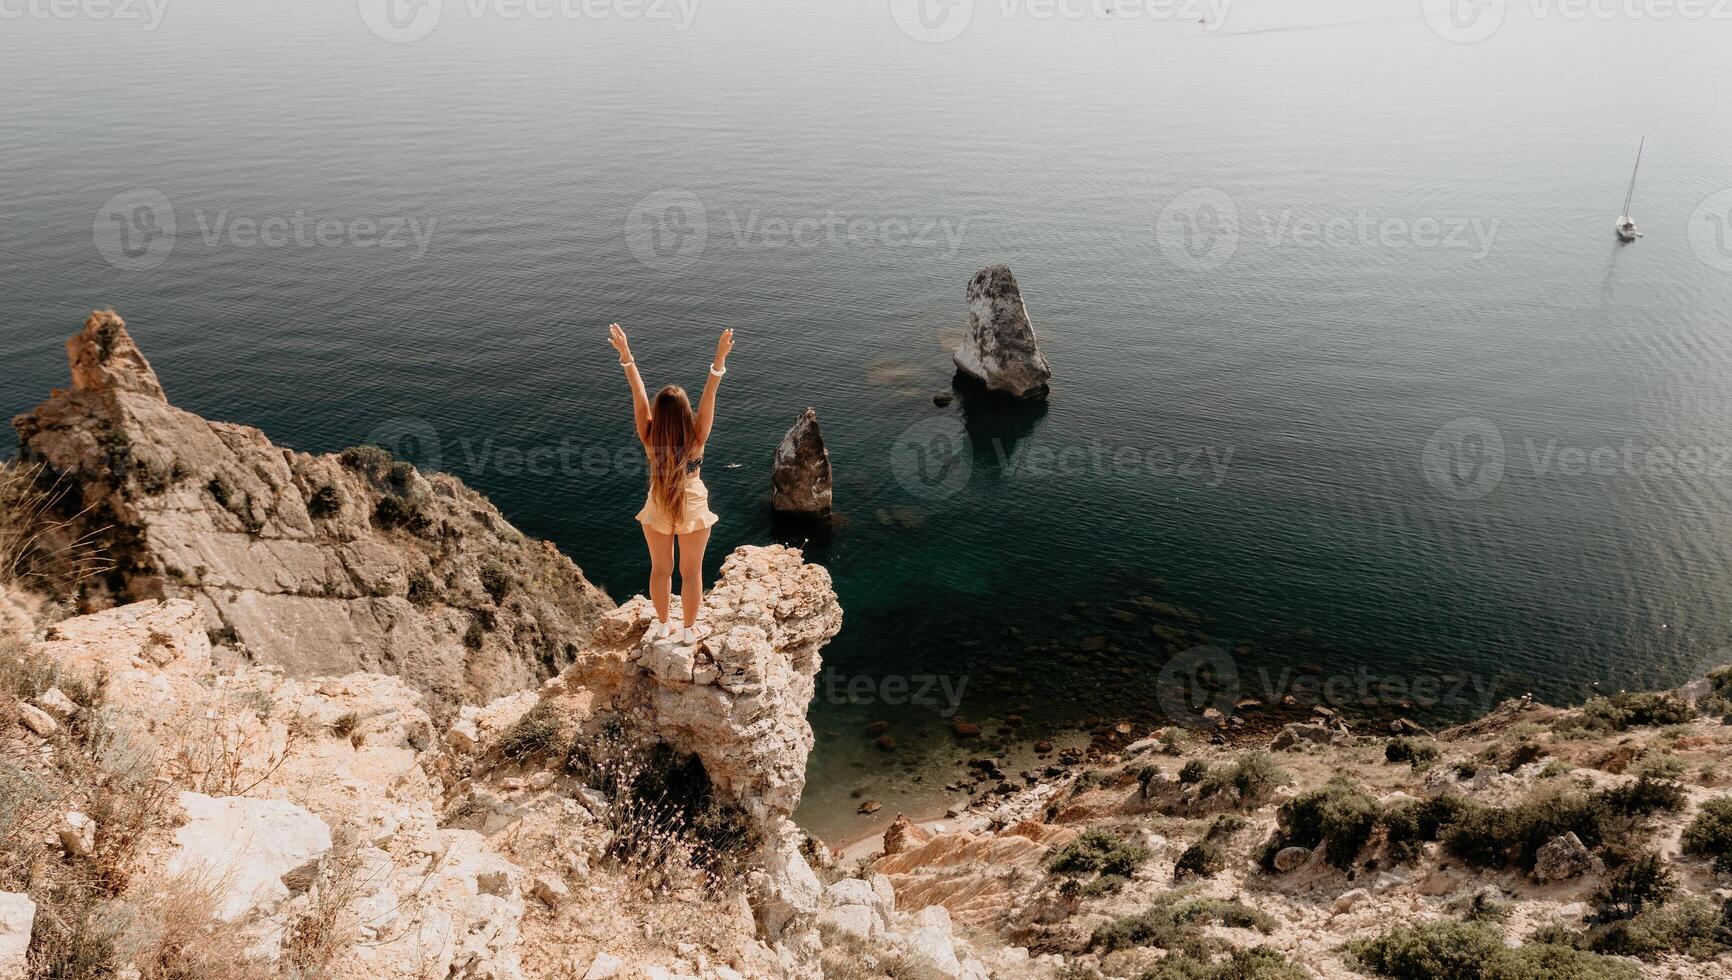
{"left": 4, "top": 0, "right": 1732, "bottom": 839}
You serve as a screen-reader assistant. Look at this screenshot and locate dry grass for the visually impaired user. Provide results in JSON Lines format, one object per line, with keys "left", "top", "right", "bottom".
{"left": 567, "top": 723, "right": 760, "bottom": 898}
{"left": 166, "top": 691, "right": 299, "bottom": 798}
{"left": 0, "top": 636, "right": 245, "bottom": 979}
{"left": 0, "top": 460, "right": 114, "bottom": 598}
{"left": 119, "top": 869, "right": 274, "bottom": 980}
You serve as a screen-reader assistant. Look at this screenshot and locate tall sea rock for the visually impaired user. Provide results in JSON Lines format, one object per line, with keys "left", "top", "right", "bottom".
{"left": 770, "top": 407, "right": 833, "bottom": 519}
{"left": 953, "top": 264, "right": 1052, "bottom": 399}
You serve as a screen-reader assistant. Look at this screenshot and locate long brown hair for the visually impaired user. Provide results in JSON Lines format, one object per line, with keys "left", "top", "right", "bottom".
{"left": 645, "top": 385, "right": 698, "bottom": 524}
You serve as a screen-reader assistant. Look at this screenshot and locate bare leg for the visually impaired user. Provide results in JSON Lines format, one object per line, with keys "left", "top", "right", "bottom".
{"left": 643, "top": 525, "right": 674, "bottom": 627}
{"left": 676, "top": 525, "right": 712, "bottom": 630}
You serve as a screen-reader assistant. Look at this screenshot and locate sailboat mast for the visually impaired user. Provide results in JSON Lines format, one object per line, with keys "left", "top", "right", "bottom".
{"left": 1623, "top": 137, "right": 1644, "bottom": 216}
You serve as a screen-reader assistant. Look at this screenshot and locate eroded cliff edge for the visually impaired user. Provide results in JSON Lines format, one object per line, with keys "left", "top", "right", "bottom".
{"left": 13, "top": 310, "right": 613, "bottom": 717}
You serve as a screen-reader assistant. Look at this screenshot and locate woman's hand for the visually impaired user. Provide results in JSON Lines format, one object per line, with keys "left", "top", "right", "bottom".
{"left": 713, "top": 328, "right": 734, "bottom": 367}
{"left": 609, "top": 323, "right": 632, "bottom": 363}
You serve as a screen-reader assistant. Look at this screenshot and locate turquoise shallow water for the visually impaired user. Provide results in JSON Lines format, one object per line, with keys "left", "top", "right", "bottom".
{"left": 3, "top": 0, "right": 1732, "bottom": 840}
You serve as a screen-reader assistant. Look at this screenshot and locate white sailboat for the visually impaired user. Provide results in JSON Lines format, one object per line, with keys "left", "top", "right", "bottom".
{"left": 1616, "top": 137, "right": 1644, "bottom": 242}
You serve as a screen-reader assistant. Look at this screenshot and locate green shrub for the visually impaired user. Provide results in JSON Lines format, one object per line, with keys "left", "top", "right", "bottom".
{"left": 1681, "top": 796, "right": 1732, "bottom": 870}
{"left": 1049, "top": 826, "right": 1148, "bottom": 880}
{"left": 1139, "top": 946, "right": 1310, "bottom": 980}
{"left": 1579, "top": 692, "right": 1693, "bottom": 732}
{"left": 1349, "top": 920, "right": 1504, "bottom": 980}
{"left": 463, "top": 618, "right": 486, "bottom": 650}
{"left": 497, "top": 703, "right": 561, "bottom": 762}
{"left": 1586, "top": 897, "right": 1727, "bottom": 959}
{"left": 1179, "top": 759, "right": 1208, "bottom": 784}
{"left": 1384, "top": 795, "right": 1472, "bottom": 863}
{"left": 307, "top": 484, "right": 341, "bottom": 518}
{"left": 1262, "top": 779, "right": 1379, "bottom": 871}
{"left": 1093, "top": 892, "right": 1276, "bottom": 954}
{"left": 479, "top": 561, "right": 514, "bottom": 603}
{"left": 1440, "top": 778, "right": 1680, "bottom": 871}
{"left": 1175, "top": 815, "right": 1244, "bottom": 881}
{"left": 1599, "top": 775, "right": 1686, "bottom": 818}
{"left": 1221, "top": 751, "right": 1289, "bottom": 803}
{"left": 1091, "top": 906, "right": 1207, "bottom": 955}
{"left": 1172, "top": 897, "right": 1277, "bottom": 934}
{"left": 1481, "top": 944, "right": 1639, "bottom": 980}
{"left": 339, "top": 444, "right": 393, "bottom": 472}
{"left": 1079, "top": 873, "right": 1130, "bottom": 897}
{"left": 407, "top": 570, "right": 437, "bottom": 606}
{"left": 1386, "top": 738, "right": 1439, "bottom": 767}
{"left": 373, "top": 494, "right": 428, "bottom": 532}
{"left": 1590, "top": 852, "right": 1676, "bottom": 921}
{"left": 1174, "top": 839, "right": 1224, "bottom": 880}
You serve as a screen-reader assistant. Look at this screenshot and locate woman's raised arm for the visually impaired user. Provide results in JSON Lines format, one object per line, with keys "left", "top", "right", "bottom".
{"left": 609, "top": 322, "right": 651, "bottom": 443}
{"left": 694, "top": 328, "right": 732, "bottom": 445}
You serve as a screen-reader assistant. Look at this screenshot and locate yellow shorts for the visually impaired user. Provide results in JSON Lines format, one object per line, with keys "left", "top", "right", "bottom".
{"left": 636, "top": 477, "right": 719, "bottom": 535}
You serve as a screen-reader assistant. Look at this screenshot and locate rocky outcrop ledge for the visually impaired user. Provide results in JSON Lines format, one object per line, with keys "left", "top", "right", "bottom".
{"left": 12, "top": 311, "right": 612, "bottom": 719}
{"left": 1, "top": 544, "right": 860, "bottom": 978}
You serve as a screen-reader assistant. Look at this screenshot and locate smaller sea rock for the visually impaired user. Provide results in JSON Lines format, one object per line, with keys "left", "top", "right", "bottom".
{"left": 858, "top": 800, "right": 882, "bottom": 815}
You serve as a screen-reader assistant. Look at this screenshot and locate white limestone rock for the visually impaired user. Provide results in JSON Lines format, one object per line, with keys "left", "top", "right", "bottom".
{"left": 0, "top": 892, "right": 35, "bottom": 978}
{"left": 167, "top": 792, "right": 332, "bottom": 921}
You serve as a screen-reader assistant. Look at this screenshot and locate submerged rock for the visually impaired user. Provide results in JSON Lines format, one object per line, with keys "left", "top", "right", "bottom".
{"left": 953, "top": 265, "right": 1052, "bottom": 399}
{"left": 770, "top": 407, "right": 833, "bottom": 518}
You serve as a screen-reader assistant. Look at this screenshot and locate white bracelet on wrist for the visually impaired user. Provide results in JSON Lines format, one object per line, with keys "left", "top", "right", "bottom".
{"left": 709, "top": 363, "right": 726, "bottom": 377}
{"left": 619, "top": 359, "right": 634, "bottom": 368}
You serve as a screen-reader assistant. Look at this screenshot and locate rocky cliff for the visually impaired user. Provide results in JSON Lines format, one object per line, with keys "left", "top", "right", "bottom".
{"left": 13, "top": 311, "right": 613, "bottom": 718}
{"left": 5, "top": 551, "right": 886, "bottom": 978}
{"left": 2, "top": 312, "right": 1014, "bottom": 978}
